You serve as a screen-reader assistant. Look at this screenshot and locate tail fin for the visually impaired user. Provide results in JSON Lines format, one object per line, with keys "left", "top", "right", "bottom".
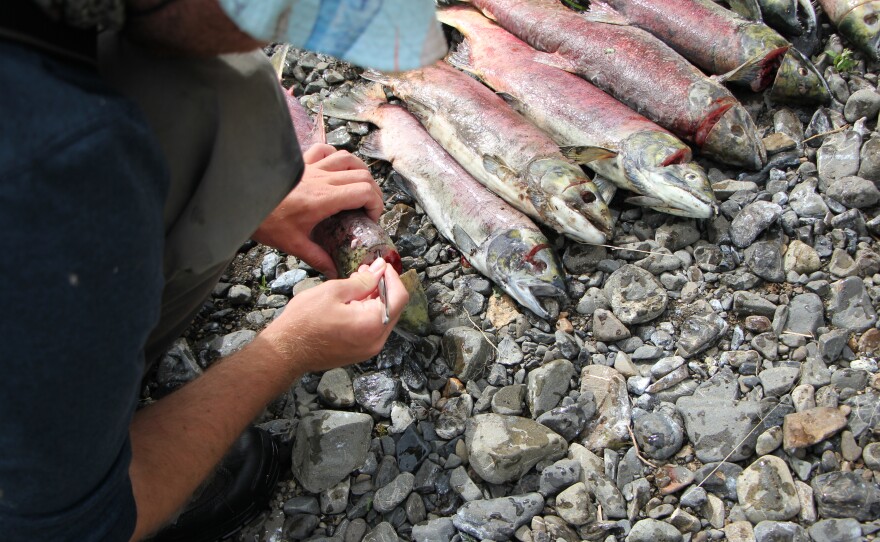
{"left": 446, "top": 39, "right": 478, "bottom": 76}
{"left": 359, "top": 131, "right": 389, "bottom": 162}
{"left": 321, "top": 83, "right": 388, "bottom": 125}
{"left": 361, "top": 69, "right": 394, "bottom": 87}
{"left": 269, "top": 44, "right": 290, "bottom": 80}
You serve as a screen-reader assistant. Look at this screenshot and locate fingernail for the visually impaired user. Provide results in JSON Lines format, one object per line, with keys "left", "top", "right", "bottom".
{"left": 369, "top": 257, "right": 386, "bottom": 272}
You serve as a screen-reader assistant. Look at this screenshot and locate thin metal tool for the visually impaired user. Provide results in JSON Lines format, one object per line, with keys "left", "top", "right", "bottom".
{"left": 376, "top": 250, "right": 389, "bottom": 325}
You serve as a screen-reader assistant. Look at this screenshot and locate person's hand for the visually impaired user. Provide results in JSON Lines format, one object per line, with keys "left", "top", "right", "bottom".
{"left": 262, "top": 257, "right": 409, "bottom": 374}
{"left": 252, "top": 143, "right": 384, "bottom": 278}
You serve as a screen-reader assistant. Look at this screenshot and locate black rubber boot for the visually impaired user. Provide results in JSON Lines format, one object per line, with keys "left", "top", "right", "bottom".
{"left": 152, "top": 426, "right": 288, "bottom": 542}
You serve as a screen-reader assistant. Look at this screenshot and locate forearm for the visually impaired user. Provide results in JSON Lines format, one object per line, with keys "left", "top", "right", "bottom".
{"left": 127, "top": 330, "right": 302, "bottom": 541}
{"left": 124, "top": 0, "right": 265, "bottom": 56}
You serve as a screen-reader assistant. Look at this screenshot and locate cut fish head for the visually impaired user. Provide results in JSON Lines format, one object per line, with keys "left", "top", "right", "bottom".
{"left": 622, "top": 132, "right": 717, "bottom": 219}
{"left": 769, "top": 48, "right": 831, "bottom": 104}
{"left": 701, "top": 104, "right": 767, "bottom": 170}
{"left": 486, "top": 229, "right": 568, "bottom": 319}
{"left": 528, "top": 158, "right": 614, "bottom": 244}
{"left": 839, "top": 4, "right": 880, "bottom": 61}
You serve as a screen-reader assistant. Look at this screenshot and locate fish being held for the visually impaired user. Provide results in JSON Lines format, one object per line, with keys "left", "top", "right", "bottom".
{"left": 590, "top": 0, "right": 829, "bottom": 104}
{"left": 321, "top": 83, "right": 569, "bottom": 319}
{"left": 818, "top": 0, "right": 880, "bottom": 60}
{"left": 459, "top": 0, "right": 767, "bottom": 170}
{"left": 362, "top": 61, "right": 614, "bottom": 245}
{"left": 439, "top": 4, "right": 717, "bottom": 219}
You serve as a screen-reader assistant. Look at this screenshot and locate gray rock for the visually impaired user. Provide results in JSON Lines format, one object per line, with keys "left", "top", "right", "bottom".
{"left": 580, "top": 366, "right": 632, "bottom": 450}
{"left": 632, "top": 411, "right": 684, "bottom": 460}
{"left": 680, "top": 485, "right": 708, "bottom": 509}
{"left": 733, "top": 291, "right": 778, "bottom": 317}
{"left": 790, "top": 180, "right": 829, "bottom": 218}
{"left": 207, "top": 329, "right": 257, "bottom": 359}
{"left": 317, "top": 368, "right": 355, "bottom": 408}
{"left": 353, "top": 371, "right": 399, "bottom": 417}
{"left": 269, "top": 268, "right": 307, "bottom": 295}
{"left": 292, "top": 410, "right": 373, "bottom": 493}
{"left": 784, "top": 240, "right": 822, "bottom": 275}
{"left": 442, "top": 327, "right": 494, "bottom": 381}
{"left": 746, "top": 241, "right": 785, "bottom": 282}
{"left": 261, "top": 252, "right": 281, "bottom": 279}
{"left": 465, "top": 414, "right": 567, "bottom": 484}
{"left": 527, "top": 359, "right": 575, "bottom": 417}
{"left": 808, "top": 518, "right": 863, "bottom": 542}
{"left": 676, "top": 397, "right": 762, "bottom": 462}
{"left": 817, "top": 130, "right": 862, "bottom": 181}
{"left": 583, "top": 469, "right": 628, "bottom": 519}
{"left": 827, "top": 277, "right": 878, "bottom": 332}
{"left": 538, "top": 458, "right": 582, "bottom": 496}
{"left": 859, "top": 136, "right": 880, "bottom": 181}
{"left": 759, "top": 366, "right": 800, "bottom": 397}
{"left": 625, "top": 518, "right": 683, "bottom": 542}
{"left": 227, "top": 284, "right": 252, "bottom": 305}
{"left": 676, "top": 311, "right": 729, "bottom": 358}
{"left": 435, "top": 394, "right": 473, "bottom": 440}
{"left": 592, "top": 308, "right": 631, "bottom": 342}
{"left": 695, "top": 462, "right": 743, "bottom": 500}
{"left": 453, "top": 493, "right": 544, "bottom": 540}
{"left": 845, "top": 390, "right": 880, "bottom": 438}
{"left": 491, "top": 384, "right": 525, "bottom": 416}
{"left": 730, "top": 201, "right": 783, "bottom": 248}
{"left": 556, "top": 482, "right": 596, "bottom": 526}
{"left": 844, "top": 88, "right": 880, "bottom": 123}
{"left": 496, "top": 335, "right": 524, "bottom": 366}
{"left": 563, "top": 244, "right": 607, "bottom": 273}
{"left": 864, "top": 442, "right": 880, "bottom": 470}
{"left": 755, "top": 426, "right": 784, "bottom": 455}
{"left": 320, "top": 478, "right": 350, "bottom": 515}
{"left": 737, "top": 455, "right": 801, "bottom": 523}
{"left": 603, "top": 265, "right": 668, "bottom": 324}
{"left": 811, "top": 471, "right": 880, "bottom": 521}
{"left": 785, "top": 293, "right": 825, "bottom": 336}
{"left": 754, "top": 521, "right": 809, "bottom": 542}
{"left": 411, "top": 518, "right": 457, "bottom": 542}
{"left": 536, "top": 403, "right": 589, "bottom": 442}
{"left": 156, "top": 338, "right": 203, "bottom": 390}
{"left": 827, "top": 175, "right": 880, "bottom": 208}
{"left": 448, "top": 466, "right": 482, "bottom": 502}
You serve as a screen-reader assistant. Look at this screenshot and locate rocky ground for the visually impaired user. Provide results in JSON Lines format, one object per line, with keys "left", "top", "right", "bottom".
{"left": 143, "top": 20, "right": 880, "bottom": 542}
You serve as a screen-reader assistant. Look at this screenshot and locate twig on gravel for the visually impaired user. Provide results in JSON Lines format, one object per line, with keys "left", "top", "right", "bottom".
{"left": 695, "top": 401, "right": 783, "bottom": 489}
{"left": 802, "top": 125, "right": 849, "bottom": 143}
{"left": 628, "top": 425, "right": 659, "bottom": 469}
{"left": 465, "top": 311, "right": 499, "bottom": 353}
{"left": 781, "top": 330, "right": 814, "bottom": 339}
{"left": 588, "top": 243, "right": 670, "bottom": 257}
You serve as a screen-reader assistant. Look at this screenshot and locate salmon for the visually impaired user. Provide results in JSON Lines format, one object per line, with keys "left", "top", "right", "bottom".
{"left": 461, "top": 0, "right": 767, "bottom": 170}
{"left": 818, "top": 0, "right": 880, "bottom": 60}
{"left": 439, "top": 5, "right": 717, "bottom": 218}
{"left": 362, "top": 61, "right": 615, "bottom": 245}
{"left": 592, "top": 0, "right": 829, "bottom": 103}
{"left": 321, "top": 84, "right": 569, "bottom": 319}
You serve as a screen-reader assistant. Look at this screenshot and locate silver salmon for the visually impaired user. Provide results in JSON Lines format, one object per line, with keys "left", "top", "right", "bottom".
{"left": 592, "top": 0, "right": 829, "bottom": 103}
{"left": 439, "top": 5, "right": 717, "bottom": 218}
{"left": 818, "top": 0, "right": 880, "bottom": 60}
{"left": 321, "top": 84, "right": 569, "bottom": 319}
{"left": 362, "top": 62, "right": 614, "bottom": 245}
{"left": 462, "top": 0, "right": 767, "bottom": 170}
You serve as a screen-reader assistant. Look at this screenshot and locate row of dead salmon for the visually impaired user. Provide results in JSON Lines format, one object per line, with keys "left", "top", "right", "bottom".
{"left": 308, "top": 0, "right": 877, "bottom": 319}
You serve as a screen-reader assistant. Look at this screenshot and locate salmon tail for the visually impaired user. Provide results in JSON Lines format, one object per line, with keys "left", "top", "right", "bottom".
{"left": 359, "top": 131, "right": 388, "bottom": 162}
{"left": 268, "top": 44, "right": 290, "bottom": 81}
{"left": 321, "top": 83, "right": 387, "bottom": 124}
{"left": 580, "top": 0, "right": 629, "bottom": 25}
{"left": 361, "top": 68, "right": 393, "bottom": 86}
{"left": 446, "top": 39, "right": 478, "bottom": 75}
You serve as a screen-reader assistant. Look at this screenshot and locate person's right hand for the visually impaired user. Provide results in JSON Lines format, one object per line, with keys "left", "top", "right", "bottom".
{"left": 261, "top": 257, "right": 409, "bottom": 375}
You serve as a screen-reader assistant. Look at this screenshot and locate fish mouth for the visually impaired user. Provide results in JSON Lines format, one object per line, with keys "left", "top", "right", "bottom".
{"left": 529, "top": 159, "right": 614, "bottom": 243}
{"left": 839, "top": 5, "right": 880, "bottom": 61}
{"left": 769, "top": 48, "right": 831, "bottom": 104}
{"left": 487, "top": 230, "right": 568, "bottom": 319}
{"left": 700, "top": 104, "right": 767, "bottom": 170}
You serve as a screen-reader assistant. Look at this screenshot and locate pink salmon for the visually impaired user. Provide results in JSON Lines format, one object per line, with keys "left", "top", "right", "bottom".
{"left": 439, "top": 5, "right": 717, "bottom": 218}
{"left": 589, "top": 0, "right": 829, "bottom": 103}
{"left": 362, "top": 62, "right": 615, "bottom": 245}
{"left": 322, "top": 83, "right": 569, "bottom": 319}
{"left": 461, "top": 0, "right": 767, "bottom": 170}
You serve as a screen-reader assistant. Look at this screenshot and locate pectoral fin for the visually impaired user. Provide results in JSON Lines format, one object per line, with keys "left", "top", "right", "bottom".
{"left": 533, "top": 51, "right": 579, "bottom": 73}
{"left": 483, "top": 154, "right": 519, "bottom": 181}
{"left": 561, "top": 145, "right": 618, "bottom": 164}
{"left": 452, "top": 224, "right": 479, "bottom": 258}
{"left": 580, "top": 1, "right": 630, "bottom": 25}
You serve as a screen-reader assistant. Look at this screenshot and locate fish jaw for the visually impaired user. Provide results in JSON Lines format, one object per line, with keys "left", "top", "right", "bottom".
{"left": 486, "top": 229, "right": 568, "bottom": 319}
{"left": 528, "top": 158, "right": 613, "bottom": 244}
{"left": 839, "top": 3, "right": 880, "bottom": 61}
{"left": 769, "top": 48, "right": 832, "bottom": 104}
{"left": 620, "top": 131, "right": 717, "bottom": 218}
{"left": 700, "top": 104, "right": 767, "bottom": 170}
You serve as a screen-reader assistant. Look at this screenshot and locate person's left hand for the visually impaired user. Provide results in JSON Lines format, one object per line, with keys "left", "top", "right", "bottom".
{"left": 252, "top": 143, "right": 384, "bottom": 278}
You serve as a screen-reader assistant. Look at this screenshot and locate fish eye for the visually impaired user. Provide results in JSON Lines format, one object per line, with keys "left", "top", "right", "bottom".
{"left": 731, "top": 125, "right": 745, "bottom": 137}
{"left": 686, "top": 173, "right": 697, "bottom": 181}
{"left": 865, "top": 13, "right": 877, "bottom": 25}
{"left": 798, "top": 67, "right": 808, "bottom": 76}
{"left": 581, "top": 192, "right": 596, "bottom": 204}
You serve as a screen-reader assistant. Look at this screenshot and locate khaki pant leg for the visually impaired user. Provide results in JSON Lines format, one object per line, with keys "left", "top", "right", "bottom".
{"left": 97, "top": 35, "right": 303, "bottom": 368}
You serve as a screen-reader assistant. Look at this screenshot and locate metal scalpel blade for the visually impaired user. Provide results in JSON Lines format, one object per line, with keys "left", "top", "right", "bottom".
{"left": 379, "top": 275, "right": 389, "bottom": 325}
